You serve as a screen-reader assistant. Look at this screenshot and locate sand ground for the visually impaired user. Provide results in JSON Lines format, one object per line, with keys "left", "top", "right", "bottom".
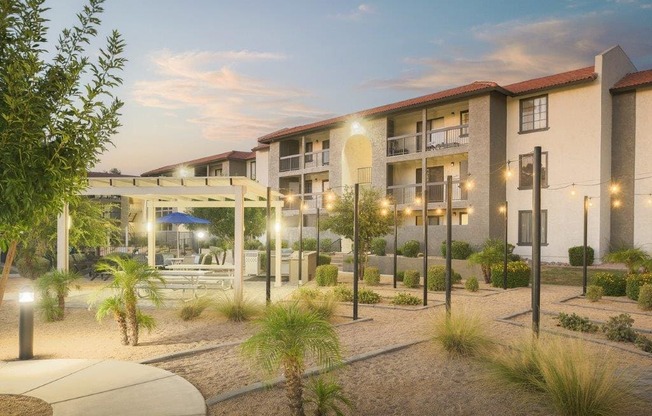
{"left": 1, "top": 274, "right": 651, "bottom": 415}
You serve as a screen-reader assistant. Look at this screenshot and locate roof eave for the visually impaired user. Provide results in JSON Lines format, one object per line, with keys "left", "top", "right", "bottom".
{"left": 508, "top": 74, "right": 598, "bottom": 97}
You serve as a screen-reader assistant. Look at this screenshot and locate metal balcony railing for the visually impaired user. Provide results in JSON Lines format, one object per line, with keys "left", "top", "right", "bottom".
{"left": 280, "top": 154, "right": 300, "bottom": 172}
{"left": 387, "top": 124, "right": 469, "bottom": 157}
{"left": 304, "top": 149, "right": 330, "bottom": 168}
{"left": 387, "top": 179, "right": 468, "bottom": 205}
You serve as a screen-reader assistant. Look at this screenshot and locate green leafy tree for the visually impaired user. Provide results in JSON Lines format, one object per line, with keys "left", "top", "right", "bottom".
{"left": 36, "top": 269, "right": 80, "bottom": 321}
{"left": 93, "top": 256, "right": 164, "bottom": 346}
{"left": 321, "top": 187, "right": 393, "bottom": 275}
{"left": 0, "top": 0, "right": 125, "bottom": 306}
{"left": 241, "top": 302, "right": 342, "bottom": 416}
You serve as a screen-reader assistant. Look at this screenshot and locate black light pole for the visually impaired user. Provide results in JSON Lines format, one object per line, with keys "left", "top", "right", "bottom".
{"left": 265, "top": 187, "right": 272, "bottom": 303}
{"left": 532, "top": 146, "right": 542, "bottom": 337}
{"left": 393, "top": 201, "right": 398, "bottom": 289}
{"left": 316, "top": 205, "right": 321, "bottom": 257}
{"left": 19, "top": 286, "right": 34, "bottom": 360}
{"left": 298, "top": 196, "right": 304, "bottom": 285}
{"left": 353, "top": 183, "right": 360, "bottom": 320}
{"left": 422, "top": 180, "right": 428, "bottom": 306}
{"left": 445, "top": 175, "right": 453, "bottom": 315}
{"left": 503, "top": 201, "right": 509, "bottom": 290}
{"left": 582, "top": 195, "right": 589, "bottom": 295}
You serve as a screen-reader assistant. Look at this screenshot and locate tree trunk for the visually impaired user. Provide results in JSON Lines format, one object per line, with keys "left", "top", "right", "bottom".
{"left": 125, "top": 296, "right": 139, "bottom": 346}
{"left": 285, "top": 362, "right": 305, "bottom": 416}
{"left": 0, "top": 240, "right": 18, "bottom": 308}
{"left": 114, "top": 310, "right": 128, "bottom": 345}
{"left": 482, "top": 264, "right": 491, "bottom": 283}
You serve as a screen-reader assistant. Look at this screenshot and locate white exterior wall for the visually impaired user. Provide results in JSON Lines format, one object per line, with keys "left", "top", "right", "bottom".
{"left": 634, "top": 88, "right": 652, "bottom": 251}
{"left": 255, "top": 148, "right": 269, "bottom": 187}
{"left": 506, "top": 83, "right": 604, "bottom": 262}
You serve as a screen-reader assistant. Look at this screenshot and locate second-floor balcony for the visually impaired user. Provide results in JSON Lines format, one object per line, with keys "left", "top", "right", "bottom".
{"left": 387, "top": 180, "right": 468, "bottom": 205}
{"left": 387, "top": 124, "right": 469, "bottom": 157}
{"left": 282, "top": 192, "right": 330, "bottom": 210}
{"left": 280, "top": 149, "right": 330, "bottom": 172}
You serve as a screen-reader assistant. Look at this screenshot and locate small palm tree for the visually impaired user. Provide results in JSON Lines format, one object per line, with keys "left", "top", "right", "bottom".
{"left": 36, "top": 270, "right": 80, "bottom": 321}
{"left": 241, "top": 302, "right": 342, "bottom": 416}
{"left": 603, "top": 247, "right": 650, "bottom": 274}
{"left": 94, "top": 255, "right": 164, "bottom": 346}
{"left": 305, "top": 376, "right": 354, "bottom": 416}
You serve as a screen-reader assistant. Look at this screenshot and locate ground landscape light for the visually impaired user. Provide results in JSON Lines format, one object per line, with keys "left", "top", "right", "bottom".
{"left": 19, "top": 286, "right": 34, "bottom": 303}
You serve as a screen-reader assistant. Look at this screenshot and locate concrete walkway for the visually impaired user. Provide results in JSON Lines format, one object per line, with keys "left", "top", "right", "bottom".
{"left": 0, "top": 359, "right": 206, "bottom": 416}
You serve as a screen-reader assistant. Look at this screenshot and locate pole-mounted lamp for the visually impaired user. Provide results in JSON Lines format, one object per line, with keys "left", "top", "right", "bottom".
{"left": 19, "top": 286, "right": 35, "bottom": 360}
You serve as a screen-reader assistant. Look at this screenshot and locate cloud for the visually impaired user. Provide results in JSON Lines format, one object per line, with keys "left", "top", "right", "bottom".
{"left": 333, "top": 3, "right": 375, "bottom": 20}
{"left": 364, "top": 11, "right": 652, "bottom": 91}
{"left": 132, "top": 50, "right": 332, "bottom": 143}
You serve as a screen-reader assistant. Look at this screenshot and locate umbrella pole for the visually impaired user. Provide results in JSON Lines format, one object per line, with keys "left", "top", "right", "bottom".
{"left": 176, "top": 229, "right": 180, "bottom": 258}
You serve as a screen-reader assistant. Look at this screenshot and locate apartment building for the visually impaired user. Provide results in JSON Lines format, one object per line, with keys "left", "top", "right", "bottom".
{"left": 256, "top": 45, "right": 652, "bottom": 262}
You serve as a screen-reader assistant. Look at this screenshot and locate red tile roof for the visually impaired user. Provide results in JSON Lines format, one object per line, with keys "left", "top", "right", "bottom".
{"left": 504, "top": 66, "right": 597, "bottom": 95}
{"left": 251, "top": 143, "right": 269, "bottom": 152}
{"left": 258, "top": 81, "right": 506, "bottom": 143}
{"left": 87, "top": 171, "right": 137, "bottom": 178}
{"left": 611, "top": 69, "right": 652, "bottom": 92}
{"left": 141, "top": 150, "right": 254, "bottom": 177}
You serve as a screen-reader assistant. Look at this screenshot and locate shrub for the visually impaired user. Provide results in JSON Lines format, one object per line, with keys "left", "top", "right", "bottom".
{"left": 465, "top": 277, "right": 479, "bottom": 292}
{"left": 319, "top": 238, "right": 332, "bottom": 253}
{"left": 391, "top": 292, "right": 421, "bottom": 306}
{"left": 358, "top": 288, "right": 381, "bottom": 304}
{"left": 603, "top": 247, "right": 650, "bottom": 274}
{"left": 433, "top": 309, "right": 492, "bottom": 357}
{"left": 396, "top": 271, "right": 405, "bottom": 282}
{"left": 305, "top": 376, "right": 354, "bottom": 416}
{"left": 637, "top": 284, "right": 652, "bottom": 311}
{"left": 269, "top": 239, "right": 289, "bottom": 250}
{"left": 590, "top": 272, "right": 627, "bottom": 296}
{"left": 363, "top": 267, "right": 380, "bottom": 286}
{"left": 214, "top": 295, "right": 262, "bottom": 322}
{"left": 568, "top": 246, "right": 594, "bottom": 266}
{"left": 396, "top": 247, "right": 403, "bottom": 256}
{"left": 635, "top": 334, "right": 652, "bottom": 353}
{"left": 440, "top": 240, "right": 473, "bottom": 259}
{"left": 427, "top": 266, "right": 446, "bottom": 291}
{"left": 315, "top": 265, "right": 338, "bottom": 286}
{"left": 244, "top": 239, "right": 263, "bottom": 250}
{"left": 402, "top": 240, "right": 421, "bottom": 258}
{"left": 626, "top": 273, "right": 652, "bottom": 301}
{"left": 585, "top": 285, "right": 603, "bottom": 302}
{"left": 293, "top": 288, "right": 336, "bottom": 320}
{"left": 555, "top": 312, "right": 598, "bottom": 333}
{"left": 402, "top": 270, "right": 420, "bottom": 288}
{"left": 292, "top": 238, "right": 318, "bottom": 251}
{"left": 317, "top": 254, "right": 331, "bottom": 266}
{"left": 332, "top": 285, "right": 353, "bottom": 302}
{"left": 179, "top": 297, "right": 213, "bottom": 321}
{"left": 601, "top": 314, "right": 637, "bottom": 342}
{"left": 490, "top": 261, "right": 530, "bottom": 288}
{"left": 16, "top": 255, "right": 51, "bottom": 279}
{"left": 370, "top": 238, "right": 387, "bottom": 256}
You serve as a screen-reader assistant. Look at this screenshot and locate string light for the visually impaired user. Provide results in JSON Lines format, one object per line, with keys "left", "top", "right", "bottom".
{"left": 504, "top": 161, "right": 512, "bottom": 179}
{"left": 468, "top": 205, "right": 474, "bottom": 214}
{"left": 609, "top": 183, "right": 620, "bottom": 194}
{"left": 570, "top": 183, "right": 576, "bottom": 196}
{"left": 404, "top": 207, "right": 412, "bottom": 215}
{"left": 612, "top": 199, "right": 622, "bottom": 208}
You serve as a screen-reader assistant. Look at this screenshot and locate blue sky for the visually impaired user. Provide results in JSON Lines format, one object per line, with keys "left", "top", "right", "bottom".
{"left": 46, "top": 0, "right": 652, "bottom": 174}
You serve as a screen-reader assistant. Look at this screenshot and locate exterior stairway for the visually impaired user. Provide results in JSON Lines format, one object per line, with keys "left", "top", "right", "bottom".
{"left": 329, "top": 252, "right": 344, "bottom": 270}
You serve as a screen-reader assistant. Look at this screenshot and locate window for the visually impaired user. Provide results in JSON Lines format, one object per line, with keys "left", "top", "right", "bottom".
{"left": 304, "top": 141, "right": 313, "bottom": 164}
{"left": 519, "top": 152, "right": 548, "bottom": 189}
{"left": 249, "top": 161, "right": 256, "bottom": 180}
{"left": 459, "top": 212, "right": 468, "bottom": 225}
{"left": 322, "top": 140, "right": 330, "bottom": 165}
{"left": 460, "top": 110, "right": 469, "bottom": 136}
{"left": 518, "top": 210, "right": 548, "bottom": 245}
{"left": 520, "top": 95, "right": 548, "bottom": 132}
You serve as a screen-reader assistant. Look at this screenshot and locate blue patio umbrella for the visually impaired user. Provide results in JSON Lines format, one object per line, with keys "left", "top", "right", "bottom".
{"left": 157, "top": 212, "right": 210, "bottom": 256}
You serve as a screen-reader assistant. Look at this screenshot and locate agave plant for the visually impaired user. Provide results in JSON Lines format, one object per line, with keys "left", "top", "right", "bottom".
{"left": 93, "top": 255, "right": 164, "bottom": 346}
{"left": 36, "top": 270, "right": 80, "bottom": 321}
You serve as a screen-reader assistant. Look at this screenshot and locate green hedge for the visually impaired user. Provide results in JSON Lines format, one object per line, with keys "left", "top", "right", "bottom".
{"left": 626, "top": 273, "right": 652, "bottom": 301}
{"left": 363, "top": 267, "right": 381, "bottom": 286}
{"left": 440, "top": 240, "right": 473, "bottom": 260}
{"left": 371, "top": 238, "right": 387, "bottom": 256}
{"left": 358, "top": 288, "right": 381, "bottom": 304}
{"left": 403, "top": 269, "right": 420, "bottom": 288}
{"left": 490, "top": 261, "right": 530, "bottom": 288}
{"left": 426, "top": 265, "right": 462, "bottom": 291}
{"left": 590, "top": 272, "right": 626, "bottom": 296}
{"left": 568, "top": 246, "right": 594, "bottom": 266}
{"left": 317, "top": 254, "right": 331, "bottom": 266}
{"left": 402, "top": 240, "right": 421, "bottom": 258}
{"left": 292, "top": 238, "right": 318, "bottom": 251}
{"left": 315, "top": 264, "right": 338, "bottom": 286}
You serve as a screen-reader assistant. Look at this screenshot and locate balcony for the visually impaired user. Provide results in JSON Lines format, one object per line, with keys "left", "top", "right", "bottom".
{"left": 387, "top": 124, "right": 469, "bottom": 157}
{"left": 282, "top": 192, "right": 329, "bottom": 210}
{"left": 280, "top": 149, "right": 330, "bottom": 172}
{"left": 387, "top": 179, "right": 468, "bottom": 205}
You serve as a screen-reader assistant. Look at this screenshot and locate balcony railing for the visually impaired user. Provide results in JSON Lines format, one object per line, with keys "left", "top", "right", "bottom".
{"left": 282, "top": 192, "right": 329, "bottom": 210}
{"left": 387, "top": 179, "right": 468, "bottom": 205}
{"left": 304, "top": 149, "right": 330, "bottom": 169}
{"left": 387, "top": 124, "right": 469, "bottom": 157}
{"left": 280, "top": 154, "right": 300, "bottom": 172}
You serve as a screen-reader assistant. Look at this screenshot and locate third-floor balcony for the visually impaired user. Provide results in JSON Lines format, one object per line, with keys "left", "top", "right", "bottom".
{"left": 387, "top": 179, "right": 469, "bottom": 205}
{"left": 387, "top": 124, "right": 469, "bottom": 157}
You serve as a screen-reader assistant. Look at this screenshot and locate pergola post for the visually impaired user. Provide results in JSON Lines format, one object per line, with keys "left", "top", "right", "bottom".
{"left": 56, "top": 203, "right": 70, "bottom": 271}
{"left": 275, "top": 205, "right": 282, "bottom": 287}
{"left": 147, "top": 202, "right": 156, "bottom": 267}
{"left": 234, "top": 186, "right": 245, "bottom": 300}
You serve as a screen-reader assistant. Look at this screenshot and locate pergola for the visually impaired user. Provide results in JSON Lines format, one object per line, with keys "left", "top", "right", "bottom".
{"left": 56, "top": 176, "right": 285, "bottom": 299}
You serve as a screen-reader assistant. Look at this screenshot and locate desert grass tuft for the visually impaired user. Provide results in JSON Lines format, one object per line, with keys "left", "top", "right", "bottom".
{"left": 179, "top": 296, "right": 214, "bottom": 321}
{"left": 432, "top": 308, "right": 493, "bottom": 357}
{"left": 214, "top": 294, "right": 263, "bottom": 322}
{"left": 292, "top": 287, "right": 337, "bottom": 320}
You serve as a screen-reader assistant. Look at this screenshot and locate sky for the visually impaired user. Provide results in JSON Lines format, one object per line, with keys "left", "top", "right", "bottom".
{"left": 44, "top": 0, "right": 652, "bottom": 175}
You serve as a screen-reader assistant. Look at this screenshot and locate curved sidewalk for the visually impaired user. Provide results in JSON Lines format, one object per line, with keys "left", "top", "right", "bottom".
{"left": 0, "top": 359, "right": 206, "bottom": 416}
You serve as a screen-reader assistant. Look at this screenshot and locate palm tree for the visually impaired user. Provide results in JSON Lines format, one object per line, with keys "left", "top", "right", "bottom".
{"left": 94, "top": 255, "right": 164, "bottom": 346}
{"left": 241, "top": 302, "right": 342, "bottom": 416}
{"left": 603, "top": 247, "right": 650, "bottom": 274}
{"left": 305, "top": 376, "right": 354, "bottom": 416}
{"left": 36, "top": 270, "right": 80, "bottom": 321}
